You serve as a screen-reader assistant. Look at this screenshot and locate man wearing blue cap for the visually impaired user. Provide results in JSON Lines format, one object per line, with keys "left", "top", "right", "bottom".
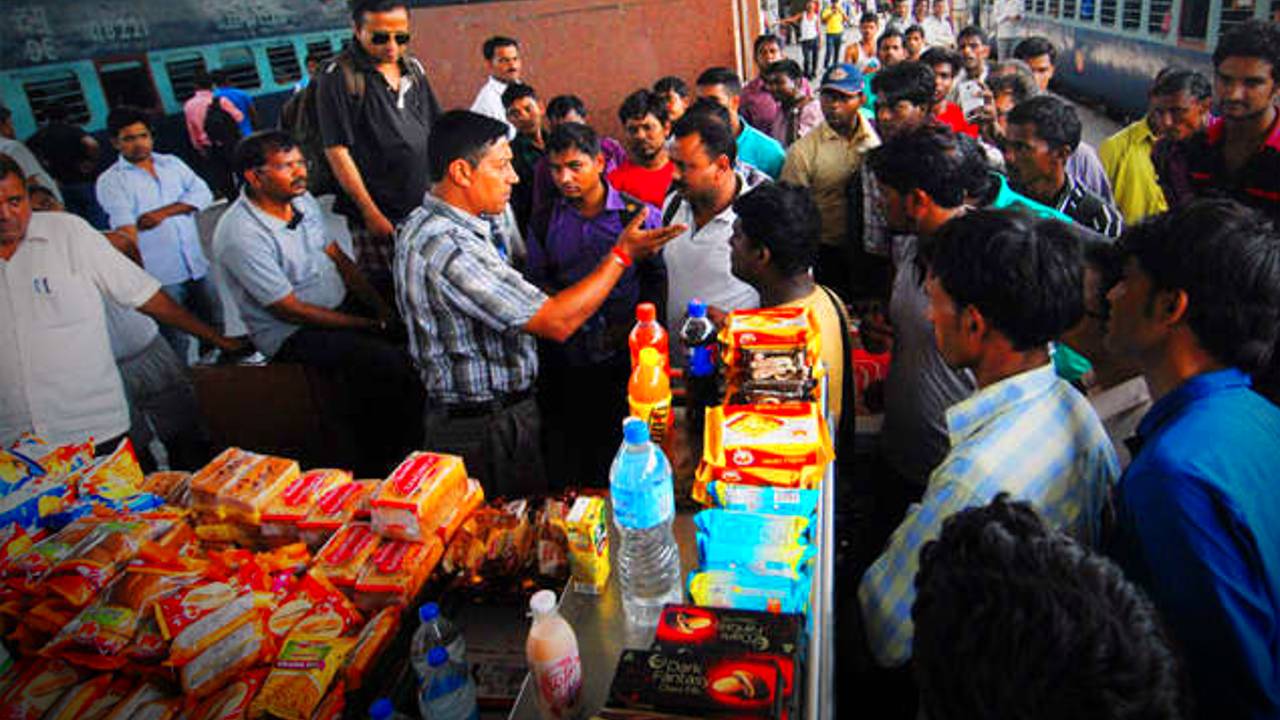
{"left": 780, "top": 63, "right": 881, "bottom": 301}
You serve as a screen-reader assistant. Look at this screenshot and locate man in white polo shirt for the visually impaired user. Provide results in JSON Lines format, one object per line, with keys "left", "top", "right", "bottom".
{"left": 0, "top": 153, "right": 241, "bottom": 451}
{"left": 663, "top": 110, "right": 761, "bottom": 361}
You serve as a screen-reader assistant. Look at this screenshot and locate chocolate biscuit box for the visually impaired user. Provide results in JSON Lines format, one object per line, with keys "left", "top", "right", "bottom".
{"left": 602, "top": 647, "right": 785, "bottom": 719}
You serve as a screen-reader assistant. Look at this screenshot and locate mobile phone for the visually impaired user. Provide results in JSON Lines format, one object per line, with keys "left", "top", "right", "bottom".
{"left": 958, "top": 79, "right": 985, "bottom": 118}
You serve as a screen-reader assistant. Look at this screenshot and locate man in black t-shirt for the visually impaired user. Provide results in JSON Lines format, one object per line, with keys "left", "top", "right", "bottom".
{"left": 316, "top": 0, "right": 441, "bottom": 305}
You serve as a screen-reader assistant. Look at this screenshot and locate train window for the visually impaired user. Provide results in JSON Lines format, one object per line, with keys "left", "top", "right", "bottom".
{"left": 1034, "top": 0, "right": 1047, "bottom": 15}
{"left": 165, "top": 55, "right": 208, "bottom": 103}
{"left": 1100, "top": 0, "right": 1117, "bottom": 24}
{"left": 1048, "top": 0, "right": 1060, "bottom": 17}
{"left": 1149, "top": 0, "right": 1174, "bottom": 33}
{"left": 1079, "top": 0, "right": 1095, "bottom": 21}
{"left": 1179, "top": 0, "right": 1211, "bottom": 37}
{"left": 218, "top": 47, "right": 260, "bottom": 90}
{"left": 1121, "top": 0, "right": 1141, "bottom": 29}
{"left": 1063, "top": 0, "right": 1077, "bottom": 21}
{"left": 1218, "top": 0, "right": 1255, "bottom": 37}
{"left": 267, "top": 44, "right": 302, "bottom": 84}
{"left": 97, "top": 60, "right": 159, "bottom": 111}
{"left": 23, "top": 73, "right": 91, "bottom": 126}
{"left": 305, "top": 40, "right": 336, "bottom": 67}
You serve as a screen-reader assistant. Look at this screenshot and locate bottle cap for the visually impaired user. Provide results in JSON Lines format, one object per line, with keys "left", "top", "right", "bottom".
{"left": 369, "top": 698, "right": 394, "bottom": 720}
{"left": 428, "top": 646, "right": 449, "bottom": 667}
{"left": 530, "top": 589, "right": 557, "bottom": 616}
{"left": 418, "top": 602, "right": 439, "bottom": 623}
{"left": 636, "top": 302, "right": 657, "bottom": 322}
{"left": 638, "top": 347, "right": 660, "bottom": 367}
{"left": 687, "top": 298, "right": 707, "bottom": 319}
{"left": 622, "top": 416, "right": 650, "bottom": 444}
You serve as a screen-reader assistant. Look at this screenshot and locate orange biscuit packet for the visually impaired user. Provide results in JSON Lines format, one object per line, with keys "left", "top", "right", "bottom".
{"left": 371, "top": 452, "right": 468, "bottom": 542}
{"left": 216, "top": 455, "right": 300, "bottom": 525}
{"left": 312, "top": 522, "right": 381, "bottom": 588}
{"left": 703, "top": 403, "right": 834, "bottom": 469}
{"left": 189, "top": 448, "right": 264, "bottom": 514}
{"left": 355, "top": 537, "right": 443, "bottom": 611}
{"left": 248, "top": 635, "right": 355, "bottom": 720}
{"left": 261, "top": 469, "right": 352, "bottom": 541}
{"left": 341, "top": 606, "right": 400, "bottom": 691}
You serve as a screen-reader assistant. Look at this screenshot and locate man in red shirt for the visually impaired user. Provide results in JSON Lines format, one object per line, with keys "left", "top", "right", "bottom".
{"left": 607, "top": 89, "right": 675, "bottom": 208}
{"left": 921, "top": 47, "right": 978, "bottom": 137}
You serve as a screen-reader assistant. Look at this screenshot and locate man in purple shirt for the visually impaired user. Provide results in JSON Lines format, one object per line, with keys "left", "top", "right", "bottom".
{"left": 526, "top": 122, "right": 665, "bottom": 489}
{"left": 742, "top": 34, "right": 788, "bottom": 133}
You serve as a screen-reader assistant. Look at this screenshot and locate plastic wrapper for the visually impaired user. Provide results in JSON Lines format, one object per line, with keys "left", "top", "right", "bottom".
{"left": 535, "top": 497, "right": 570, "bottom": 578}
{"left": 101, "top": 682, "right": 168, "bottom": 720}
{"left": 156, "top": 567, "right": 267, "bottom": 666}
{"left": 370, "top": 452, "right": 468, "bottom": 542}
{"left": 354, "top": 536, "right": 443, "bottom": 611}
{"left": 44, "top": 516, "right": 176, "bottom": 608}
{"left": 216, "top": 455, "right": 299, "bottom": 525}
{"left": 3, "top": 518, "right": 99, "bottom": 593}
{"left": 0, "top": 465, "right": 75, "bottom": 531}
{"left": 0, "top": 449, "right": 45, "bottom": 497}
{"left": 267, "top": 573, "right": 362, "bottom": 643}
{"left": 187, "top": 667, "right": 268, "bottom": 720}
{"left": 565, "top": 496, "right": 609, "bottom": 594}
{"left": 80, "top": 675, "right": 135, "bottom": 720}
{"left": 441, "top": 499, "right": 535, "bottom": 581}
{"left": 180, "top": 614, "right": 268, "bottom": 698}
{"left": 76, "top": 439, "right": 156, "bottom": 513}
{"left": 0, "top": 523, "right": 36, "bottom": 572}
{"left": 41, "top": 672, "right": 114, "bottom": 720}
{"left": 688, "top": 567, "right": 811, "bottom": 615}
{"left": 248, "top": 635, "right": 354, "bottom": 720}
{"left": 312, "top": 522, "right": 380, "bottom": 588}
{"left": 705, "top": 483, "right": 819, "bottom": 518}
{"left": 298, "top": 480, "right": 377, "bottom": 549}
{"left": 719, "top": 307, "right": 821, "bottom": 373}
{"left": 0, "top": 657, "right": 81, "bottom": 720}
{"left": 139, "top": 471, "right": 190, "bottom": 505}
{"left": 435, "top": 477, "right": 484, "bottom": 545}
{"left": 260, "top": 469, "right": 351, "bottom": 542}
{"left": 189, "top": 448, "right": 265, "bottom": 513}
{"left": 341, "top": 606, "right": 399, "bottom": 691}
{"left": 603, "top": 648, "right": 785, "bottom": 719}
{"left": 703, "top": 403, "right": 834, "bottom": 470}
{"left": 693, "top": 462, "right": 826, "bottom": 507}
{"left": 310, "top": 679, "right": 346, "bottom": 720}
{"left": 130, "top": 698, "right": 181, "bottom": 720}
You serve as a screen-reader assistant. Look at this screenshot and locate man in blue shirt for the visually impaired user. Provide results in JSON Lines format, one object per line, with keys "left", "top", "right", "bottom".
{"left": 213, "top": 70, "right": 256, "bottom": 138}
{"left": 213, "top": 130, "right": 423, "bottom": 476}
{"left": 96, "top": 106, "right": 217, "bottom": 364}
{"left": 1104, "top": 199, "right": 1280, "bottom": 720}
{"left": 695, "top": 67, "right": 787, "bottom": 178}
{"left": 525, "top": 122, "right": 665, "bottom": 489}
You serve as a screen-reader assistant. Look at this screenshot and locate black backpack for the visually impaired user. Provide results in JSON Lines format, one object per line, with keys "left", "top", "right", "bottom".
{"left": 279, "top": 51, "right": 428, "bottom": 198}
{"left": 204, "top": 98, "right": 242, "bottom": 158}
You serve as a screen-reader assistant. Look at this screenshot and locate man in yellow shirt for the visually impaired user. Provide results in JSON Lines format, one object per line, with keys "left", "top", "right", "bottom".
{"left": 822, "top": 1, "right": 852, "bottom": 71}
{"left": 728, "top": 181, "right": 849, "bottom": 426}
{"left": 1098, "top": 67, "right": 1210, "bottom": 225}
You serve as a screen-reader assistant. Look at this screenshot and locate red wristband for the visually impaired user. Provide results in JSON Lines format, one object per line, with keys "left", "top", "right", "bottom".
{"left": 610, "top": 245, "right": 633, "bottom": 268}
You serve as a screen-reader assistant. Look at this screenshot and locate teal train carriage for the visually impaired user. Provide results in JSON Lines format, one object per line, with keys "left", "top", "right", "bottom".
{"left": 0, "top": 0, "right": 352, "bottom": 152}
{"left": 1015, "top": 0, "right": 1279, "bottom": 120}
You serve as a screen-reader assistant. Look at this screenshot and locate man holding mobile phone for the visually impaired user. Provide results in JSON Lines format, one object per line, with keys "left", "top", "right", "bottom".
{"left": 524, "top": 122, "right": 668, "bottom": 490}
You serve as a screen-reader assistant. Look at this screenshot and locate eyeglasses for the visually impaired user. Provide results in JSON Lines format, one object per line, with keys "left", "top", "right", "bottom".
{"left": 370, "top": 31, "right": 411, "bottom": 46}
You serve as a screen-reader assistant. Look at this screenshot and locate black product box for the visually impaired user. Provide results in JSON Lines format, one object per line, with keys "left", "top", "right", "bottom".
{"left": 602, "top": 648, "right": 785, "bottom": 719}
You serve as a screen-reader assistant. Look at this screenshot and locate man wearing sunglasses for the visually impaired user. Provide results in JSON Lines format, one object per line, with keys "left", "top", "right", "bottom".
{"left": 472, "top": 35, "right": 523, "bottom": 138}
{"left": 315, "top": 0, "right": 441, "bottom": 310}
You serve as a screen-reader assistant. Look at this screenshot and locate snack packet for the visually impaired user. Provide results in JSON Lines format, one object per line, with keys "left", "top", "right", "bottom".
{"left": 0, "top": 657, "right": 81, "bottom": 720}
{"left": 139, "top": 471, "right": 190, "bottom": 505}
{"left": 312, "top": 522, "right": 381, "bottom": 588}
{"left": 156, "top": 567, "right": 267, "bottom": 666}
{"left": 248, "top": 635, "right": 355, "bottom": 720}
{"left": 354, "top": 537, "right": 444, "bottom": 611}
{"left": 216, "top": 455, "right": 300, "bottom": 525}
{"left": 703, "top": 403, "right": 834, "bottom": 470}
{"left": 189, "top": 448, "right": 264, "bottom": 513}
{"left": 42, "top": 672, "right": 114, "bottom": 720}
{"left": 688, "top": 567, "right": 812, "bottom": 614}
{"left": 535, "top": 497, "right": 570, "bottom": 578}
{"left": 705, "top": 483, "right": 819, "bottom": 518}
{"left": 76, "top": 439, "right": 152, "bottom": 512}
{"left": 719, "top": 306, "right": 821, "bottom": 373}
{"left": 44, "top": 516, "right": 176, "bottom": 608}
{"left": 692, "top": 462, "right": 826, "bottom": 506}
{"left": 435, "top": 477, "right": 484, "bottom": 545}
{"left": 2, "top": 518, "right": 99, "bottom": 593}
{"left": 695, "top": 509, "right": 811, "bottom": 549}
{"left": 310, "top": 680, "right": 346, "bottom": 720}
{"left": 0, "top": 449, "right": 44, "bottom": 497}
{"left": 341, "top": 606, "right": 399, "bottom": 691}
{"left": 298, "top": 480, "right": 377, "bottom": 549}
{"left": 81, "top": 675, "right": 135, "bottom": 720}
{"left": 101, "top": 682, "right": 168, "bottom": 720}
{"left": 371, "top": 452, "right": 468, "bottom": 542}
{"left": 267, "top": 573, "right": 363, "bottom": 642}
{"left": 186, "top": 667, "right": 268, "bottom": 720}
{"left": 261, "top": 469, "right": 351, "bottom": 542}
{"left": 179, "top": 615, "right": 269, "bottom": 698}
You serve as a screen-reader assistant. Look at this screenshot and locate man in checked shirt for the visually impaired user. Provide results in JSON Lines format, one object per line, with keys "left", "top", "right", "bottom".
{"left": 858, "top": 209, "right": 1119, "bottom": 668}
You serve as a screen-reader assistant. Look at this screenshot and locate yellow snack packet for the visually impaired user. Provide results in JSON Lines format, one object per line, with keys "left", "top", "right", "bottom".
{"left": 565, "top": 496, "right": 609, "bottom": 595}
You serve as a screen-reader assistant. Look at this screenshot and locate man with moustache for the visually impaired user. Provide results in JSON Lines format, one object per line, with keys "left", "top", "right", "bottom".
{"left": 608, "top": 89, "right": 676, "bottom": 208}
{"left": 471, "top": 35, "right": 523, "bottom": 137}
{"left": 213, "top": 130, "right": 422, "bottom": 475}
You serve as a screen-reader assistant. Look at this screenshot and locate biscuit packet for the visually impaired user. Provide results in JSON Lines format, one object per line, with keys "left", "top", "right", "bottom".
{"left": 267, "top": 572, "right": 363, "bottom": 644}
{"left": 702, "top": 403, "right": 834, "bottom": 470}
{"left": 100, "top": 682, "right": 168, "bottom": 720}
{"left": 312, "top": 522, "right": 381, "bottom": 589}
{"left": 371, "top": 452, "right": 468, "bottom": 542}
{"left": 341, "top": 605, "right": 399, "bottom": 691}
{"left": 298, "top": 480, "right": 377, "bottom": 549}
{"left": 42, "top": 672, "right": 114, "bottom": 720}
{"left": 261, "top": 470, "right": 352, "bottom": 543}
{"left": 0, "top": 657, "right": 81, "bottom": 720}
{"left": 215, "top": 455, "right": 299, "bottom": 525}
{"left": 186, "top": 667, "right": 268, "bottom": 720}
{"left": 189, "top": 448, "right": 265, "bottom": 515}
{"left": 179, "top": 615, "right": 269, "bottom": 698}
{"left": 248, "top": 635, "right": 355, "bottom": 720}
{"left": 705, "top": 483, "right": 819, "bottom": 518}
{"left": 156, "top": 564, "right": 269, "bottom": 666}
{"left": 354, "top": 537, "right": 444, "bottom": 612}
{"left": 44, "top": 516, "right": 177, "bottom": 608}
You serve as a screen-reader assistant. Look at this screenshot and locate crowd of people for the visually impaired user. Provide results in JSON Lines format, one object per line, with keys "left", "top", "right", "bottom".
{"left": 1, "top": 0, "right": 1278, "bottom": 716}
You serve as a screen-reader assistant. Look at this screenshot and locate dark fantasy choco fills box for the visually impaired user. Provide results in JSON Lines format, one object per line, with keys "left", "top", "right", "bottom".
{"left": 602, "top": 648, "right": 785, "bottom": 719}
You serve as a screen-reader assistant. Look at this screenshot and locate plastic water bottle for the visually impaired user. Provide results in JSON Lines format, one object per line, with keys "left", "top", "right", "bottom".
{"left": 680, "top": 299, "right": 719, "bottom": 444}
{"left": 609, "top": 417, "right": 682, "bottom": 627}
{"left": 368, "top": 698, "right": 412, "bottom": 720}
{"left": 419, "top": 647, "right": 479, "bottom": 720}
{"left": 411, "top": 602, "right": 467, "bottom": 682}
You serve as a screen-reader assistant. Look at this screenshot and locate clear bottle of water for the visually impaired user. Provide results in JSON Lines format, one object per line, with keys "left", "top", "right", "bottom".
{"left": 411, "top": 602, "right": 467, "bottom": 682}
{"left": 419, "top": 647, "right": 479, "bottom": 720}
{"left": 609, "top": 417, "right": 683, "bottom": 627}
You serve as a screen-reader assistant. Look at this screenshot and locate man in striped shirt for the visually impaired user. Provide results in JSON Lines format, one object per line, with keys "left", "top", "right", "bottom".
{"left": 1004, "top": 95, "right": 1124, "bottom": 238}
{"left": 395, "top": 111, "right": 683, "bottom": 497}
{"left": 858, "top": 209, "right": 1119, "bottom": 667}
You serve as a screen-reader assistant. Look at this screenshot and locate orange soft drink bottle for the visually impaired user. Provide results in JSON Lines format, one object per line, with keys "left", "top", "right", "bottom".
{"left": 628, "top": 347, "right": 672, "bottom": 444}
{"left": 628, "top": 303, "right": 670, "bottom": 372}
